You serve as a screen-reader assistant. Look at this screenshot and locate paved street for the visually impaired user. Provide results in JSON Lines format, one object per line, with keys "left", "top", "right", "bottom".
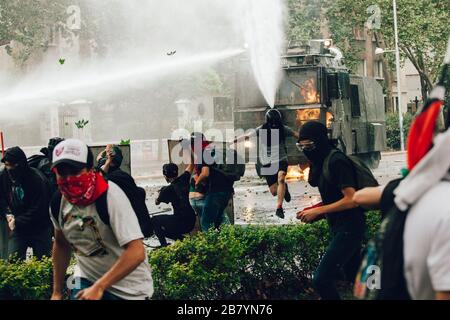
{"left": 141, "top": 151, "right": 407, "bottom": 225}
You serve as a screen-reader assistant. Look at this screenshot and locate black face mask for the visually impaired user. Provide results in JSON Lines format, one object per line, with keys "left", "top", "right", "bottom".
{"left": 7, "top": 166, "right": 24, "bottom": 184}
{"left": 303, "top": 146, "right": 331, "bottom": 164}
{"left": 298, "top": 121, "right": 332, "bottom": 165}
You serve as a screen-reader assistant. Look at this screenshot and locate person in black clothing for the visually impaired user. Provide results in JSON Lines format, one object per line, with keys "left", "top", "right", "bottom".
{"left": 190, "top": 132, "right": 233, "bottom": 231}
{"left": 0, "top": 147, "right": 52, "bottom": 260}
{"left": 96, "top": 145, "right": 123, "bottom": 175}
{"left": 234, "top": 109, "right": 299, "bottom": 219}
{"left": 296, "top": 121, "right": 366, "bottom": 300}
{"left": 28, "top": 137, "right": 64, "bottom": 196}
{"left": 152, "top": 163, "right": 196, "bottom": 247}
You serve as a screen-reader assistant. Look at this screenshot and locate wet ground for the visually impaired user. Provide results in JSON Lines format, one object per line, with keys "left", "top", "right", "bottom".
{"left": 140, "top": 151, "right": 407, "bottom": 226}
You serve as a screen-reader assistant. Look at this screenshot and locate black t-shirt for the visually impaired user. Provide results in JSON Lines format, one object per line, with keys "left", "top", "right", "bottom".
{"left": 318, "top": 151, "right": 366, "bottom": 235}
{"left": 157, "top": 171, "right": 195, "bottom": 219}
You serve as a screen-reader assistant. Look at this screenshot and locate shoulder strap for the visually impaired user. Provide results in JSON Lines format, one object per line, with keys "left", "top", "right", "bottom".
{"left": 95, "top": 191, "right": 110, "bottom": 226}
{"left": 322, "top": 149, "right": 340, "bottom": 184}
{"left": 50, "top": 190, "right": 62, "bottom": 224}
{"left": 50, "top": 189, "right": 110, "bottom": 226}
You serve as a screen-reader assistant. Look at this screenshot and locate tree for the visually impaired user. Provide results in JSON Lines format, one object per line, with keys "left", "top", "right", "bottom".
{"left": 0, "top": 0, "right": 109, "bottom": 67}
{"left": 326, "top": 0, "right": 450, "bottom": 100}
{"left": 0, "top": 0, "right": 66, "bottom": 66}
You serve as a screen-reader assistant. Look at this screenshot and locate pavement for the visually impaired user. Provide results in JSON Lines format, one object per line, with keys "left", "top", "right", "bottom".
{"left": 140, "top": 151, "right": 407, "bottom": 226}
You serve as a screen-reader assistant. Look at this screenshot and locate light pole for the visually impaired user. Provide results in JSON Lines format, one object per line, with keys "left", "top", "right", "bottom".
{"left": 375, "top": 0, "right": 405, "bottom": 151}
{"left": 393, "top": 0, "right": 405, "bottom": 151}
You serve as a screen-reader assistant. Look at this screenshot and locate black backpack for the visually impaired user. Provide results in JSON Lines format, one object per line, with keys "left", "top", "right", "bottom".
{"left": 28, "top": 154, "right": 58, "bottom": 194}
{"left": 210, "top": 147, "right": 246, "bottom": 182}
{"left": 354, "top": 178, "right": 411, "bottom": 300}
{"left": 323, "top": 149, "right": 379, "bottom": 190}
{"left": 50, "top": 170, "right": 154, "bottom": 238}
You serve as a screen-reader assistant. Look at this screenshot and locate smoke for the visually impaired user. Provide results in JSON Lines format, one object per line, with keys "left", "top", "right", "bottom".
{"left": 0, "top": 0, "right": 286, "bottom": 143}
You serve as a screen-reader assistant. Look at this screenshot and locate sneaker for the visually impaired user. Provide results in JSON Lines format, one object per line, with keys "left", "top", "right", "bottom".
{"left": 276, "top": 207, "right": 285, "bottom": 219}
{"left": 284, "top": 185, "right": 291, "bottom": 203}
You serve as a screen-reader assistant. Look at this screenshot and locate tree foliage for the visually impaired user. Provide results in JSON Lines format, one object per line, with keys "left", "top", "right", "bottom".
{"left": 287, "top": 0, "right": 450, "bottom": 99}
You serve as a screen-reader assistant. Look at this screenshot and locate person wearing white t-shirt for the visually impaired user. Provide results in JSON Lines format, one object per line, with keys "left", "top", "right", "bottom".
{"left": 49, "top": 139, "right": 153, "bottom": 300}
{"left": 403, "top": 179, "right": 450, "bottom": 300}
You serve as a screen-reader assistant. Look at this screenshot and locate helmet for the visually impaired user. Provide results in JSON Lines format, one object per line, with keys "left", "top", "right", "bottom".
{"left": 265, "top": 109, "right": 282, "bottom": 128}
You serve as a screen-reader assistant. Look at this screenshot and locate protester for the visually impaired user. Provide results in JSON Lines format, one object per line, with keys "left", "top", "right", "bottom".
{"left": 353, "top": 79, "right": 450, "bottom": 300}
{"left": 296, "top": 121, "right": 365, "bottom": 300}
{"left": 96, "top": 144, "right": 123, "bottom": 175}
{"left": 235, "top": 108, "right": 298, "bottom": 218}
{"left": 0, "top": 147, "right": 52, "bottom": 260}
{"left": 190, "top": 132, "right": 232, "bottom": 231}
{"left": 0, "top": 165, "right": 9, "bottom": 260}
{"left": 49, "top": 139, "right": 153, "bottom": 300}
{"left": 189, "top": 164, "right": 208, "bottom": 231}
{"left": 28, "top": 137, "right": 65, "bottom": 195}
{"left": 152, "top": 163, "right": 196, "bottom": 247}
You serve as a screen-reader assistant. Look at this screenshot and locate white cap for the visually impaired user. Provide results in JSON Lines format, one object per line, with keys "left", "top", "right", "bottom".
{"left": 52, "top": 139, "right": 89, "bottom": 169}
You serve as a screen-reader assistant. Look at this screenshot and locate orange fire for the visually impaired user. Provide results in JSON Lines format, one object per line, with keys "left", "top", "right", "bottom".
{"left": 300, "top": 78, "right": 320, "bottom": 103}
{"left": 296, "top": 109, "right": 333, "bottom": 128}
{"left": 286, "top": 165, "right": 310, "bottom": 181}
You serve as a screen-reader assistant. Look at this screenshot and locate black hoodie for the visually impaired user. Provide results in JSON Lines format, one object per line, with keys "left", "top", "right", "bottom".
{"left": 0, "top": 147, "right": 51, "bottom": 236}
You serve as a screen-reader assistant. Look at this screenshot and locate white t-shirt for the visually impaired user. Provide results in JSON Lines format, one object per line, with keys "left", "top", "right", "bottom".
{"left": 50, "top": 181, "right": 154, "bottom": 300}
{"left": 403, "top": 180, "right": 450, "bottom": 300}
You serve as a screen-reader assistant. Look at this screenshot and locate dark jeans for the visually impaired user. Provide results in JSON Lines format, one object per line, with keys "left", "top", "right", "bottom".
{"left": 8, "top": 227, "right": 52, "bottom": 261}
{"left": 201, "top": 191, "right": 232, "bottom": 231}
{"left": 70, "top": 277, "right": 123, "bottom": 300}
{"left": 313, "top": 231, "right": 364, "bottom": 300}
{"left": 151, "top": 214, "right": 194, "bottom": 246}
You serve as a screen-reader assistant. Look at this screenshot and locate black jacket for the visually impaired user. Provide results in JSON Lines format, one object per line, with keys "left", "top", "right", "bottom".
{"left": 0, "top": 147, "right": 51, "bottom": 235}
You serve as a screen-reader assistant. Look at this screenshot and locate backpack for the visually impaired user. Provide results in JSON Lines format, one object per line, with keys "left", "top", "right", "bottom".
{"left": 50, "top": 170, "right": 154, "bottom": 238}
{"left": 27, "top": 154, "right": 47, "bottom": 170}
{"left": 28, "top": 154, "right": 58, "bottom": 194}
{"left": 210, "top": 147, "right": 246, "bottom": 182}
{"left": 353, "top": 178, "right": 411, "bottom": 300}
{"left": 323, "top": 149, "right": 379, "bottom": 190}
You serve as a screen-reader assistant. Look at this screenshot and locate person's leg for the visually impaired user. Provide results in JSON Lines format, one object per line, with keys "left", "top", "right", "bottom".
{"left": 151, "top": 215, "right": 170, "bottom": 246}
{"left": 213, "top": 192, "right": 232, "bottom": 228}
{"left": 70, "top": 277, "right": 123, "bottom": 300}
{"left": 201, "top": 192, "right": 230, "bottom": 231}
{"left": 160, "top": 216, "right": 193, "bottom": 241}
{"left": 70, "top": 278, "right": 93, "bottom": 300}
{"left": 312, "top": 232, "right": 364, "bottom": 300}
{"left": 276, "top": 170, "right": 287, "bottom": 208}
{"left": 343, "top": 243, "right": 363, "bottom": 284}
{"left": 189, "top": 198, "right": 204, "bottom": 235}
{"left": 29, "top": 227, "right": 53, "bottom": 259}
{"left": 0, "top": 216, "right": 9, "bottom": 260}
{"left": 8, "top": 232, "right": 28, "bottom": 261}
{"left": 266, "top": 175, "right": 278, "bottom": 197}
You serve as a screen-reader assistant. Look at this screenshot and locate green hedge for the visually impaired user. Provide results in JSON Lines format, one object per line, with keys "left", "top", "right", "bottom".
{"left": 0, "top": 256, "right": 53, "bottom": 300}
{"left": 149, "top": 211, "right": 380, "bottom": 299}
{"left": 0, "top": 211, "right": 380, "bottom": 300}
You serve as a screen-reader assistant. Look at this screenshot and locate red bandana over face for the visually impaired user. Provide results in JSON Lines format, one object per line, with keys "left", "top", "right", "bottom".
{"left": 57, "top": 171, "right": 108, "bottom": 206}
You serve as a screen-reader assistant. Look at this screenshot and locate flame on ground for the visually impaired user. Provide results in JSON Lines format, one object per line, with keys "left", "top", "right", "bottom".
{"left": 286, "top": 165, "right": 310, "bottom": 181}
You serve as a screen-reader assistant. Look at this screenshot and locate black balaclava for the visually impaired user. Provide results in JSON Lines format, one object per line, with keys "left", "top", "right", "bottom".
{"left": 298, "top": 121, "right": 333, "bottom": 187}
{"left": 298, "top": 121, "right": 332, "bottom": 163}
{"left": 1, "top": 146, "right": 30, "bottom": 184}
